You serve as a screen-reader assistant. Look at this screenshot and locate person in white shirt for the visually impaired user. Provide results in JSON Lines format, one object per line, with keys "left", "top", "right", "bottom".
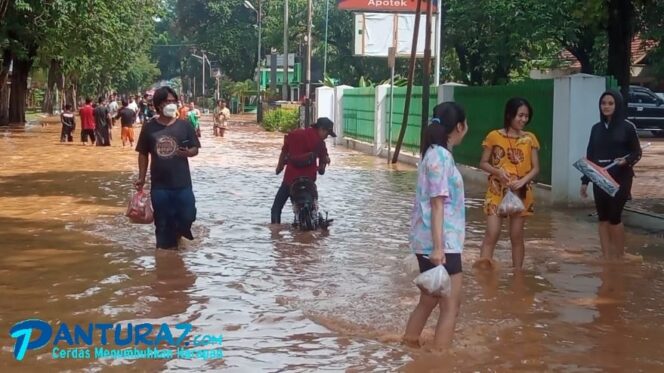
{"left": 128, "top": 98, "right": 139, "bottom": 124}
{"left": 108, "top": 94, "right": 119, "bottom": 127}
{"left": 213, "top": 99, "right": 231, "bottom": 137}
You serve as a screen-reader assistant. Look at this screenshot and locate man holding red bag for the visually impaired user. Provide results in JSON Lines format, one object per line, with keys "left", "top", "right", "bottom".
{"left": 134, "top": 86, "right": 201, "bottom": 250}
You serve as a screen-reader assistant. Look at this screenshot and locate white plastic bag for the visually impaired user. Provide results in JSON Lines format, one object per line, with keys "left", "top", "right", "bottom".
{"left": 497, "top": 189, "right": 525, "bottom": 217}
{"left": 414, "top": 265, "right": 451, "bottom": 297}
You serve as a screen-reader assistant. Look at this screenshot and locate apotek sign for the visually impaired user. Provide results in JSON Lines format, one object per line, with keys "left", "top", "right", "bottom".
{"left": 338, "top": 0, "right": 437, "bottom": 13}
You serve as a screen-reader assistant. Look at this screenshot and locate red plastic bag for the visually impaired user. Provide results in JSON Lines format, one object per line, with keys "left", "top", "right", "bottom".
{"left": 126, "top": 189, "right": 154, "bottom": 224}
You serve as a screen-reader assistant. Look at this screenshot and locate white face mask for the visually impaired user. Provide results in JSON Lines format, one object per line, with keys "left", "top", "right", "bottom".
{"left": 162, "top": 103, "right": 178, "bottom": 118}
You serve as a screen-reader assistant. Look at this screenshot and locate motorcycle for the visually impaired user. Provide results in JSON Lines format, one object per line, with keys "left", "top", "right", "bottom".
{"left": 289, "top": 177, "right": 333, "bottom": 231}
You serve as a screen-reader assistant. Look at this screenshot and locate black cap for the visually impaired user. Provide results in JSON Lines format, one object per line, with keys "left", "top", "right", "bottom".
{"left": 314, "top": 117, "right": 337, "bottom": 137}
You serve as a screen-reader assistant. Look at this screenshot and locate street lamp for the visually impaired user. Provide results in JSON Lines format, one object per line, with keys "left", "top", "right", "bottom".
{"left": 191, "top": 51, "right": 212, "bottom": 97}
{"left": 245, "top": 0, "right": 262, "bottom": 122}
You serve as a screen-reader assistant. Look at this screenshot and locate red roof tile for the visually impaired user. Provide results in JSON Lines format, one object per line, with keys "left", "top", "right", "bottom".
{"left": 561, "top": 35, "right": 657, "bottom": 68}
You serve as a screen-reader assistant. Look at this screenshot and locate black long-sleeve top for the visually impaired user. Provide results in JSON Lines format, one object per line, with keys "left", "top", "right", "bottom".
{"left": 581, "top": 120, "right": 642, "bottom": 185}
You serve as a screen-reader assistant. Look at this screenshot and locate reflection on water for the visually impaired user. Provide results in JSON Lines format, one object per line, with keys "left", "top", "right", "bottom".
{"left": 0, "top": 119, "right": 663, "bottom": 371}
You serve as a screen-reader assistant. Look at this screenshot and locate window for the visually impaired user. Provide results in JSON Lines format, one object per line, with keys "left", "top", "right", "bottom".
{"left": 634, "top": 92, "right": 658, "bottom": 104}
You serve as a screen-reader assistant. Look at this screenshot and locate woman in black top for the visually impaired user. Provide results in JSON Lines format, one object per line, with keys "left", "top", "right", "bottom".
{"left": 580, "top": 90, "right": 642, "bottom": 259}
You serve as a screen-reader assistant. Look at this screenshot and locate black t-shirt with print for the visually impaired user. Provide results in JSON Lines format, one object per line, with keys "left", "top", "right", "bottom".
{"left": 135, "top": 118, "right": 201, "bottom": 189}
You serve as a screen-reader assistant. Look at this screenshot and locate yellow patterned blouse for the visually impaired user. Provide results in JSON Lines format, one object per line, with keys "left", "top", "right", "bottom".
{"left": 482, "top": 129, "right": 540, "bottom": 217}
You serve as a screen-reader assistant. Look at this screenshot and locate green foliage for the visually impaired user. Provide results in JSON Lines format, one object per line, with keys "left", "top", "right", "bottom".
{"left": 230, "top": 80, "right": 255, "bottom": 112}
{"left": 262, "top": 107, "right": 298, "bottom": 133}
{"left": 173, "top": 0, "right": 261, "bottom": 82}
{"left": 32, "top": 0, "right": 162, "bottom": 96}
{"left": 356, "top": 75, "right": 407, "bottom": 87}
{"left": 320, "top": 74, "right": 337, "bottom": 87}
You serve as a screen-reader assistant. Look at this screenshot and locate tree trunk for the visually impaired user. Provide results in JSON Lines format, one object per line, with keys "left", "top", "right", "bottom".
{"left": 69, "top": 82, "right": 78, "bottom": 111}
{"left": 468, "top": 52, "right": 483, "bottom": 86}
{"left": 8, "top": 57, "right": 33, "bottom": 124}
{"left": 577, "top": 50, "right": 594, "bottom": 74}
{"left": 42, "top": 59, "right": 60, "bottom": 114}
{"left": 0, "top": 48, "right": 11, "bottom": 125}
{"left": 0, "top": 0, "right": 10, "bottom": 24}
{"left": 607, "top": 0, "right": 633, "bottom": 101}
{"left": 454, "top": 44, "right": 471, "bottom": 85}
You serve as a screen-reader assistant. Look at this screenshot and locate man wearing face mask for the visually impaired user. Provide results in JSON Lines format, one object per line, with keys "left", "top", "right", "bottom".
{"left": 135, "top": 86, "right": 201, "bottom": 250}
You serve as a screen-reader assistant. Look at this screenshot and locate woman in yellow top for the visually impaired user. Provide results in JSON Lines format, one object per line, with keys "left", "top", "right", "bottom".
{"left": 476, "top": 97, "right": 540, "bottom": 269}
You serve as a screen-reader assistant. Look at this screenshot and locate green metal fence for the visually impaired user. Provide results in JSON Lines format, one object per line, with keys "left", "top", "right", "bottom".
{"left": 454, "top": 80, "right": 555, "bottom": 185}
{"left": 343, "top": 87, "right": 376, "bottom": 143}
{"left": 385, "top": 86, "right": 439, "bottom": 154}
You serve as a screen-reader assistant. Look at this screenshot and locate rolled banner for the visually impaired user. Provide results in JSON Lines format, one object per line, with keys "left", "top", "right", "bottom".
{"left": 573, "top": 142, "right": 650, "bottom": 197}
{"left": 573, "top": 158, "right": 620, "bottom": 196}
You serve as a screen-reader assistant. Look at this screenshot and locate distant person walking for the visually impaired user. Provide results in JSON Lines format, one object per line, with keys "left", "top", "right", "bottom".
{"left": 60, "top": 104, "right": 75, "bottom": 142}
{"left": 128, "top": 98, "right": 139, "bottom": 123}
{"left": 476, "top": 98, "right": 540, "bottom": 270}
{"left": 580, "top": 90, "right": 642, "bottom": 259}
{"left": 108, "top": 93, "right": 119, "bottom": 128}
{"left": 138, "top": 94, "right": 149, "bottom": 124}
{"left": 187, "top": 102, "right": 201, "bottom": 137}
{"left": 178, "top": 101, "right": 189, "bottom": 120}
{"left": 135, "top": 86, "right": 201, "bottom": 250}
{"left": 94, "top": 96, "right": 112, "bottom": 146}
{"left": 79, "top": 98, "right": 96, "bottom": 145}
{"left": 213, "top": 99, "right": 230, "bottom": 137}
{"left": 116, "top": 99, "right": 137, "bottom": 148}
{"left": 145, "top": 102, "right": 156, "bottom": 122}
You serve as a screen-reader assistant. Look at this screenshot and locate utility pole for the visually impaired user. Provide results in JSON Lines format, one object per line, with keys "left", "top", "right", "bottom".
{"left": 420, "top": 0, "right": 434, "bottom": 154}
{"left": 306, "top": 0, "right": 312, "bottom": 99}
{"left": 434, "top": 3, "right": 442, "bottom": 85}
{"left": 257, "top": 0, "right": 262, "bottom": 122}
{"left": 305, "top": 0, "right": 312, "bottom": 126}
{"left": 324, "top": 0, "right": 329, "bottom": 77}
{"left": 283, "top": 0, "right": 289, "bottom": 101}
{"left": 202, "top": 50, "right": 206, "bottom": 97}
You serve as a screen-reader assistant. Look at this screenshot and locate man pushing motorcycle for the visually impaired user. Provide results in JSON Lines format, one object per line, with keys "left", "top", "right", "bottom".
{"left": 271, "top": 117, "right": 336, "bottom": 224}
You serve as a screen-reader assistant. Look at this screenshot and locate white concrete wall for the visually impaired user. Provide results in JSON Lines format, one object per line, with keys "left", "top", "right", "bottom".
{"left": 316, "top": 86, "right": 335, "bottom": 122}
{"left": 438, "top": 82, "right": 465, "bottom": 103}
{"left": 333, "top": 85, "right": 353, "bottom": 145}
{"left": 551, "top": 74, "right": 605, "bottom": 206}
{"left": 374, "top": 85, "right": 390, "bottom": 154}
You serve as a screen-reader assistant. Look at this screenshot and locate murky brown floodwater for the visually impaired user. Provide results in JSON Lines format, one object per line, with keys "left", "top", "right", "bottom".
{"left": 1, "top": 115, "right": 664, "bottom": 372}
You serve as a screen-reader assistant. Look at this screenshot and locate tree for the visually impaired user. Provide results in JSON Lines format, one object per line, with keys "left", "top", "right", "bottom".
{"left": 0, "top": 0, "right": 163, "bottom": 122}
{"left": 175, "top": 0, "right": 260, "bottom": 82}
{"left": 444, "top": 0, "right": 559, "bottom": 85}
{"left": 230, "top": 80, "right": 254, "bottom": 112}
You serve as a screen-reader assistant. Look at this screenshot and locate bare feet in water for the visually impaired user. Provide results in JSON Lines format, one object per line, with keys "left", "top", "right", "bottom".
{"left": 472, "top": 257, "right": 498, "bottom": 271}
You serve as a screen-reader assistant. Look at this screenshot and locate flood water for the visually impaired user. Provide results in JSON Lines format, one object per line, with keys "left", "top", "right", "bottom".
{"left": 1, "top": 116, "right": 664, "bottom": 372}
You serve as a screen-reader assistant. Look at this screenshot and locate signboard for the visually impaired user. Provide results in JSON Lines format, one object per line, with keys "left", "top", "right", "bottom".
{"left": 265, "top": 53, "right": 296, "bottom": 68}
{"left": 338, "top": 0, "right": 437, "bottom": 13}
{"left": 354, "top": 12, "right": 437, "bottom": 57}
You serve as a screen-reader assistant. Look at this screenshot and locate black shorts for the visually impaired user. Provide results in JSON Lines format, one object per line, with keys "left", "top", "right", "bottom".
{"left": 593, "top": 175, "right": 632, "bottom": 225}
{"left": 81, "top": 129, "right": 95, "bottom": 142}
{"left": 416, "top": 254, "right": 462, "bottom": 275}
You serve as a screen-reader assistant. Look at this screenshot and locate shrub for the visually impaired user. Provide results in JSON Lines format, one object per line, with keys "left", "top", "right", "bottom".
{"left": 262, "top": 108, "right": 299, "bottom": 133}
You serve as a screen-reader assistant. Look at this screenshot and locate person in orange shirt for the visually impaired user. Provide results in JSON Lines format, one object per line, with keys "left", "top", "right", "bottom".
{"left": 178, "top": 101, "right": 189, "bottom": 119}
